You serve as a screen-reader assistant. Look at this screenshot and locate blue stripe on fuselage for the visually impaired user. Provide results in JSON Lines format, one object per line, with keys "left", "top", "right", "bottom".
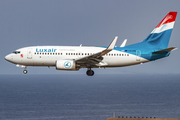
{"left": 114, "top": 47, "right": 152, "bottom": 60}
{"left": 99, "top": 29, "right": 172, "bottom": 61}
{"left": 99, "top": 46, "right": 170, "bottom": 61}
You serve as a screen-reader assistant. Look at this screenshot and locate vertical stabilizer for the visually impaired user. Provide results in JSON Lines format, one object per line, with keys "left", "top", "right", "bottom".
{"left": 143, "top": 12, "right": 177, "bottom": 49}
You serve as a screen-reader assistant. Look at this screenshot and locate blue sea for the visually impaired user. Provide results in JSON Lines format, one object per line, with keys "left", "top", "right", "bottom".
{"left": 0, "top": 74, "right": 180, "bottom": 120}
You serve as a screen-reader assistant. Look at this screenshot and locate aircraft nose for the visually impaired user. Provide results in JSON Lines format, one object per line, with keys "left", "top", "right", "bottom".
{"left": 5, "top": 54, "right": 12, "bottom": 62}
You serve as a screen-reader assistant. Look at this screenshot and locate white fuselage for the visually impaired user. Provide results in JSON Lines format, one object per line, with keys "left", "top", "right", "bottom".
{"left": 5, "top": 46, "right": 149, "bottom": 68}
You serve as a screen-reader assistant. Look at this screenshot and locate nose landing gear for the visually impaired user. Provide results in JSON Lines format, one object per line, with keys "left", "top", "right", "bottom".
{"left": 22, "top": 66, "right": 27, "bottom": 74}
{"left": 16, "top": 64, "right": 28, "bottom": 74}
{"left": 86, "top": 68, "right": 94, "bottom": 76}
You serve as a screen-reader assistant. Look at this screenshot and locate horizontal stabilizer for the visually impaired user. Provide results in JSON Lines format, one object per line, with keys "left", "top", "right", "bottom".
{"left": 153, "top": 47, "right": 177, "bottom": 54}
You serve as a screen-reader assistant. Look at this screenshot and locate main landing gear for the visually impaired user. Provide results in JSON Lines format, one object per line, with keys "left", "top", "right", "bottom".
{"left": 86, "top": 68, "right": 94, "bottom": 76}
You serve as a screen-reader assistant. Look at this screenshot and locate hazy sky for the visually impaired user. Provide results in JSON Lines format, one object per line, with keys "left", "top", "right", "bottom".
{"left": 1, "top": 0, "right": 180, "bottom": 75}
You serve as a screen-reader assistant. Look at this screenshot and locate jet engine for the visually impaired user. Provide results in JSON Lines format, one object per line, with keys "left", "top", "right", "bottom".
{"left": 56, "top": 60, "right": 78, "bottom": 71}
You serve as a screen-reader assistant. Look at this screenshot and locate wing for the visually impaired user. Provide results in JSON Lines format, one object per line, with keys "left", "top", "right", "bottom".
{"left": 75, "top": 36, "right": 118, "bottom": 68}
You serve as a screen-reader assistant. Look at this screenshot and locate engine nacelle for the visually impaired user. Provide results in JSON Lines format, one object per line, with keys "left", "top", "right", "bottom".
{"left": 56, "top": 60, "right": 78, "bottom": 71}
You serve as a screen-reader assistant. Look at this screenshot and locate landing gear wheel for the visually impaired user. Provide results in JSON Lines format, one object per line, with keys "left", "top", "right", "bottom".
{"left": 23, "top": 70, "right": 28, "bottom": 74}
{"left": 86, "top": 70, "right": 94, "bottom": 76}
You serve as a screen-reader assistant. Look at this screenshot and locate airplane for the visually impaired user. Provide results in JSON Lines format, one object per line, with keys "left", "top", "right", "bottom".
{"left": 5, "top": 11, "right": 177, "bottom": 76}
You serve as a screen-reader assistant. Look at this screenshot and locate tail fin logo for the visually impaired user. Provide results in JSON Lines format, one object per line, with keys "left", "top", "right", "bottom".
{"left": 160, "top": 15, "right": 173, "bottom": 26}
{"left": 142, "top": 11, "right": 177, "bottom": 49}
{"left": 156, "top": 12, "right": 177, "bottom": 28}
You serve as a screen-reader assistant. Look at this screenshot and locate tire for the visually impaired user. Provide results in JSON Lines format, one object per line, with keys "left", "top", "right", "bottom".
{"left": 23, "top": 70, "right": 28, "bottom": 74}
{"left": 86, "top": 70, "right": 94, "bottom": 76}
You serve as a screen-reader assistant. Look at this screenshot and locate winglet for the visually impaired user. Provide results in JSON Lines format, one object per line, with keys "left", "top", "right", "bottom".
{"left": 120, "top": 39, "right": 127, "bottom": 47}
{"left": 107, "top": 36, "right": 118, "bottom": 50}
{"left": 75, "top": 36, "right": 118, "bottom": 63}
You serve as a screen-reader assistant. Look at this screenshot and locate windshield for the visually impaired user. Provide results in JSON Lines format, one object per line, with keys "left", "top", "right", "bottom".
{"left": 13, "top": 51, "right": 21, "bottom": 54}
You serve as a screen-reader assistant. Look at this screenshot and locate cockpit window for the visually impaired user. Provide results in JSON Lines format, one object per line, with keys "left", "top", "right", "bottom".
{"left": 13, "top": 51, "right": 21, "bottom": 54}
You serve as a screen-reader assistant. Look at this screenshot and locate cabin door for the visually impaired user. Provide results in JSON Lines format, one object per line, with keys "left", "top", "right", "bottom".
{"left": 136, "top": 50, "right": 141, "bottom": 61}
{"left": 27, "top": 48, "right": 32, "bottom": 59}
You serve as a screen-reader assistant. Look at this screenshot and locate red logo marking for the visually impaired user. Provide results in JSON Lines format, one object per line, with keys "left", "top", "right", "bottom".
{"left": 20, "top": 54, "right": 23, "bottom": 58}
